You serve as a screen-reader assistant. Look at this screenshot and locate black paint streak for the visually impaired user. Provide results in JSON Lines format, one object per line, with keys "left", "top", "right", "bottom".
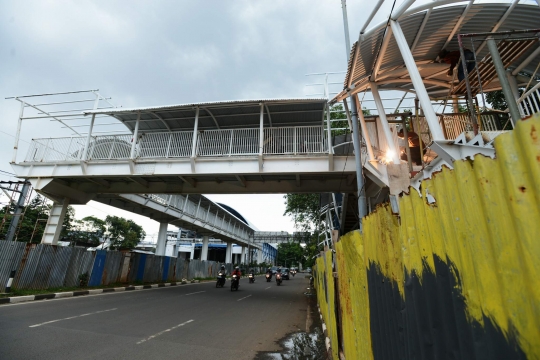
{"left": 367, "top": 254, "right": 526, "bottom": 360}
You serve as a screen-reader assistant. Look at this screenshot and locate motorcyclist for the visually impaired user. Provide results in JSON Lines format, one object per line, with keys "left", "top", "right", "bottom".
{"left": 232, "top": 266, "right": 242, "bottom": 285}
{"left": 219, "top": 264, "right": 227, "bottom": 276}
{"left": 266, "top": 267, "right": 272, "bottom": 277}
{"left": 249, "top": 268, "right": 254, "bottom": 275}
{"left": 275, "top": 267, "right": 282, "bottom": 284}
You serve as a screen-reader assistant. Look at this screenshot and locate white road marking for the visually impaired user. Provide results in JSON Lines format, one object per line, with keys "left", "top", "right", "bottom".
{"left": 184, "top": 291, "right": 205, "bottom": 296}
{"left": 137, "top": 319, "right": 194, "bottom": 344}
{"left": 265, "top": 286, "right": 271, "bottom": 290}
{"left": 237, "top": 295, "right": 252, "bottom": 301}
{"left": 29, "top": 308, "right": 117, "bottom": 328}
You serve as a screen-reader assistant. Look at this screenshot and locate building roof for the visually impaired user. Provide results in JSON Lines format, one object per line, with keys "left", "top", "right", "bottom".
{"left": 84, "top": 98, "right": 328, "bottom": 134}
{"left": 334, "top": 1, "right": 540, "bottom": 102}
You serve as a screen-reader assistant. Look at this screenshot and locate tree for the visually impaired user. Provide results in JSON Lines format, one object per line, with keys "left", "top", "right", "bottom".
{"left": 63, "top": 216, "right": 106, "bottom": 247}
{"left": 283, "top": 193, "right": 320, "bottom": 233}
{"left": 329, "top": 103, "right": 371, "bottom": 136}
{"left": 485, "top": 90, "right": 508, "bottom": 111}
{"left": 105, "top": 215, "right": 146, "bottom": 250}
{"left": 0, "top": 194, "right": 74, "bottom": 243}
{"left": 277, "top": 242, "right": 304, "bottom": 268}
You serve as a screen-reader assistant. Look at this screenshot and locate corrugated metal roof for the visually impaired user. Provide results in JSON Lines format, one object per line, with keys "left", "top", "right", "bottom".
{"left": 84, "top": 98, "right": 328, "bottom": 133}
{"left": 335, "top": 1, "right": 540, "bottom": 102}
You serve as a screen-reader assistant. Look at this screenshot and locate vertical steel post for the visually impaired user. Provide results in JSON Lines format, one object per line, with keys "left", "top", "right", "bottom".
{"left": 5, "top": 182, "right": 30, "bottom": 242}
{"left": 348, "top": 95, "right": 367, "bottom": 233}
{"left": 191, "top": 107, "right": 200, "bottom": 158}
{"left": 12, "top": 101, "right": 25, "bottom": 163}
{"left": 341, "top": 0, "right": 352, "bottom": 61}
{"left": 402, "top": 116, "right": 413, "bottom": 172}
{"left": 130, "top": 112, "right": 141, "bottom": 159}
{"left": 390, "top": 20, "right": 445, "bottom": 140}
{"left": 259, "top": 103, "right": 264, "bottom": 155}
{"left": 370, "top": 83, "right": 400, "bottom": 163}
{"left": 457, "top": 34, "right": 479, "bottom": 133}
{"left": 486, "top": 38, "right": 522, "bottom": 124}
{"left": 326, "top": 103, "right": 333, "bottom": 156}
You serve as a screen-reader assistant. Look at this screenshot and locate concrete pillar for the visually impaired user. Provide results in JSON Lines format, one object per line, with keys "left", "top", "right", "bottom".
{"left": 201, "top": 236, "right": 209, "bottom": 261}
{"left": 225, "top": 242, "right": 232, "bottom": 264}
{"left": 155, "top": 222, "right": 168, "bottom": 256}
{"left": 241, "top": 247, "right": 246, "bottom": 264}
{"left": 41, "top": 198, "right": 69, "bottom": 245}
{"left": 257, "top": 249, "right": 263, "bottom": 264}
{"left": 190, "top": 243, "right": 195, "bottom": 260}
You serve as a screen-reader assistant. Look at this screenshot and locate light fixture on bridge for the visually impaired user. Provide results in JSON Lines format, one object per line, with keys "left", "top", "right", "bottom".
{"left": 383, "top": 150, "right": 396, "bottom": 164}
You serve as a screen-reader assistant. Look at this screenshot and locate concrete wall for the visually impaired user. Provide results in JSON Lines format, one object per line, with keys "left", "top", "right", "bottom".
{"left": 314, "top": 115, "right": 540, "bottom": 359}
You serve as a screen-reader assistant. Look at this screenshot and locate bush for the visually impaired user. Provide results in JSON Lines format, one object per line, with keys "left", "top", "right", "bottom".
{"left": 78, "top": 272, "right": 89, "bottom": 287}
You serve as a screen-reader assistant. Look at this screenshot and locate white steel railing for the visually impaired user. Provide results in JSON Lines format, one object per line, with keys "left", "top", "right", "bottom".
{"left": 143, "top": 194, "right": 250, "bottom": 241}
{"left": 264, "top": 126, "right": 328, "bottom": 154}
{"left": 25, "top": 137, "right": 86, "bottom": 162}
{"left": 518, "top": 82, "right": 540, "bottom": 117}
{"left": 87, "top": 134, "right": 132, "bottom": 160}
{"left": 197, "top": 128, "right": 259, "bottom": 157}
{"left": 24, "top": 125, "right": 331, "bottom": 163}
{"left": 139, "top": 131, "right": 193, "bottom": 158}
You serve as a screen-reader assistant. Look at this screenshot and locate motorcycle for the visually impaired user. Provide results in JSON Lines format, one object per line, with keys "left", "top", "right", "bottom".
{"left": 216, "top": 272, "right": 226, "bottom": 288}
{"left": 265, "top": 273, "right": 272, "bottom": 282}
{"left": 231, "top": 274, "right": 239, "bottom": 291}
{"left": 291, "top": 270, "right": 296, "bottom": 277}
{"left": 275, "top": 273, "right": 282, "bottom": 286}
{"left": 248, "top": 273, "right": 255, "bottom": 283}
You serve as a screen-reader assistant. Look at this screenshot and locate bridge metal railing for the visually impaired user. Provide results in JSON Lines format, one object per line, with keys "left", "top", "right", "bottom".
{"left": 24, "top": 125, "right": 331, "bottom": 163}
{"left": 142, "top": 194, "right": 251, "bottom": 242}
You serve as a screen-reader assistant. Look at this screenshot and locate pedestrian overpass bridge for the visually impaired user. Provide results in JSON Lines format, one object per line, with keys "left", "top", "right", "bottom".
{"left": 11, "top": 98, "right": 389, "bottom": 205}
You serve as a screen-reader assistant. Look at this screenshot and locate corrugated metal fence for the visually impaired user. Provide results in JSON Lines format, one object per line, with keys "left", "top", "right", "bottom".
{"left": 314, "top": 115, "right": 540, "bottom": 359}
{"left": 0, "top": 243, "right": 238, "bottom": 292}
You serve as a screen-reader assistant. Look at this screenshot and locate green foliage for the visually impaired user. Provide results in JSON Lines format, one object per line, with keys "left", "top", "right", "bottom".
{"left": 283, "top": 193, "right": 320, "bottom": 232}
{"left": 485, "top": 90, "right": 508, "bottom": 111}
{"left": 277, "top": 242, "right": 304, "bottom": 268}
{"left": 78, "top": 272, "right": 89, "bottom": 287}
{"left": 105, "top": 215, "right": 146, "bottom": 250}
{"left": 63, "top": 216, "right": 106, "bottom": 246}
{"left": 0, "top": 195, "right": 68, "bottom": 243}
{"left": 329, "top": 103, "right": 371, "bottom": 136}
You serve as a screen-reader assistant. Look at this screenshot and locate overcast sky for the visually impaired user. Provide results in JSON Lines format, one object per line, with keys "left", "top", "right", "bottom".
{"left": 0, "top": 0, "right": 405, "bottom": 239}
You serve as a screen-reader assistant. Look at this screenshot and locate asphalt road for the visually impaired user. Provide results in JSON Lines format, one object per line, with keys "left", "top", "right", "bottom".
{"left": 0, "top": 274, "right": 312, "bottom": 360}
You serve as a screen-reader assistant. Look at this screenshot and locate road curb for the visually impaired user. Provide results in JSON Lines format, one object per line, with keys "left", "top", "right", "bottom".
{"left": 0, "top": 282, "right": 182, "bottom": 305}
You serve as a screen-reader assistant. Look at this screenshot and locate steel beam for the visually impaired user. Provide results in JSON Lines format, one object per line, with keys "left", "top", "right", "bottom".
{"left": 370, "top": 83, "right": 400, "bottom": 163}
{"left": 487, "top": 38, "right": 522, "bottom": 123}
{"left": 390, "top": 19, "right": 445, "bottom": 140}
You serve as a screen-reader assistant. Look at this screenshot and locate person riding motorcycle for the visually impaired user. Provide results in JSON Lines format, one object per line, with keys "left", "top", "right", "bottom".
{"left": 216, "top": 264, "right": 227, "bottom": 287}
{"left": 219, "top": 264, "right": 227, "bottom": 276}
{"left": 232, "top": 266, "right": 242, "bottom": 285}
{"left": 275, "top": 267, "right": 283, "bottom": 284}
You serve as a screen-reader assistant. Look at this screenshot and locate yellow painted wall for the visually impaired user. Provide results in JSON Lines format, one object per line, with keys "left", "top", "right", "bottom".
{"left": 314, "top": 115, "right": 540, "bottom": 359}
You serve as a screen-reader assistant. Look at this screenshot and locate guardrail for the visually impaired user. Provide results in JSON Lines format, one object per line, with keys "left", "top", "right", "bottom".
{"left": 518, "top": 82, "right": 540, "bottom": 118}
{"left": 24, "top": 125, "right": 330, "bottom": 163}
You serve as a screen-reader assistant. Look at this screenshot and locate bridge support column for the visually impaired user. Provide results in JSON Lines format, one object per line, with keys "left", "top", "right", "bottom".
{"left": 257, "top": 249, "right": 263, "bottom": 264}
{"left": 190, "top": 244, "right": 195, "bottom": 260}
{"left": 41, "top": 198, "right": 69, "bottom": 245}
{"left": 201, "top": 236, "right": 209, "bottom": 261}
{"left": 241, "top": 247, "right": 246, "bottom": 264}
{"left": 225, "top": 242, "right": 232, "bottom": 264}
{"left": 156, "top": 222, "right": 168, "bottom": 256}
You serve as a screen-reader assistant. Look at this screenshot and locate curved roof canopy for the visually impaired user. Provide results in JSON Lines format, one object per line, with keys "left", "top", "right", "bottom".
{"left": 84, "top": 98, "right": 328, "bottom": 133}
{"left": 334, "top": 1, "right": 540, "bottom": 102}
